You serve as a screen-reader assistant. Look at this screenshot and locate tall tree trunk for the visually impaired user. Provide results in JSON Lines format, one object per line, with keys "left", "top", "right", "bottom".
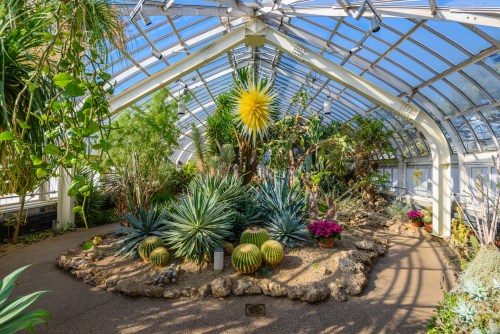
{"left": 12, "top": 194, "right": 26, "bottom": 244}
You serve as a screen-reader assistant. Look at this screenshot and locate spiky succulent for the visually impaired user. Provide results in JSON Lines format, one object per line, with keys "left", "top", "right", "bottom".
{"left": 114, "top": 205, "right": 168, "bottom": 258}
{"left": 261, "top": 240, "right": 284, "bottom": 266}
{"left": 138, "top": 236, "right": 164, "bottom": 261}
{"left": 453, "top": 299, "right": 477, "bottom": 324}
{"left": 240, "top": 227, "right": 270, "bottom": 248}
{"left": 463, "top": 281, "right": 489, "bottom": 302}
{"left": 266, "top": 209, "right": 308, "bottom": 247}
{"left": 232, "top": 244, "right": 262, "bottom": 274}
{"left": 165, "top": 188, "right": 233, "bottom": 263}
{"left": 149, "top": 247, "right": 169, "bottom": 267}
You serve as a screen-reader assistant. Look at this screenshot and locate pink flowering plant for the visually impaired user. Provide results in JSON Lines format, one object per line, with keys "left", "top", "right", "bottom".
{"left": 406, "top": 210, "right": 424, "bottom": 223}
{"left": 307, "top": 221, "right": 343, "bottom": 242}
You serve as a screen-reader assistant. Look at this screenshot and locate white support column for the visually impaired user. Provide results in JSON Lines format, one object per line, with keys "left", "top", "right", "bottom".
{"left": 57, "top": 167, "right": 74, "bottom": 229}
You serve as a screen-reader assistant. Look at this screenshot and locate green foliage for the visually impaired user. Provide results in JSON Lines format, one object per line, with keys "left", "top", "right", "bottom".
{"left": 0, "top": 265, "right": 51, "bottom": 333}
{"left": 260, "top": 240, "right": 284, "bottom": 266}
{"left": 422, "top": 209, "right": 432, "bottom": 224}
{"left": 231, "top": 244, "right": 263, "bottom": 274}
{"left": 206, "top": 93, "right": 237, "bottom": 153}
{"left": 384, "top": 201, "right": 412, "bottom": 221}
{"left": 191, "top": 124, "right": 207, "bottom": 172}
{"left": 149, "top": 247, "right": 170, "bottom": 268}
{"left": 240, "top": 228, "right": 270, "bottom": 248}
{"left": 138, "top": 236, "right": 164, "bottom": 261}
{"left": 165, "top": 188, "right": 233, "bottom": 263}
{"left": 114, "top": 205, "right": 168, "bottom": 258}
{"left": 457, "top": 246, "right": 500, "bottom": 290}
{"left": 427, "top": 279, "right": 499, "bottom": 334}
{"left": 266, "top": 209, "right": 308, "bottom": 247}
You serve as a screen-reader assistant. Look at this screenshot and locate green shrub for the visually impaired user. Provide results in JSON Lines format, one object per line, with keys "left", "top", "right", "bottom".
{"left": 0, "top": 265, "right": 51, "bottom": 333}
{"left": 261, "top": 240, "right": 284, "bottom": 266}
{"left": 114, "top": 205, "right": 168, "bottom": 258}
{"left": 149, "top": 247, "right": 170, "bottom": 267}
{"left": 138, "top": 236, "right": 164, "bottom": 261}
{"left": 384, "top": 201, "right": 411, "bottom": 221}
{"left": 266, "top": 209, "right": 308, "bottom": 247}
{"left": 232, "top": 244, "right": 262, "bottom": 274}
{"left": 165, "top": 188, "right": 233, "bottom": 263}
{"left": 240, "top": 227, "right": 270, "bottom": 248}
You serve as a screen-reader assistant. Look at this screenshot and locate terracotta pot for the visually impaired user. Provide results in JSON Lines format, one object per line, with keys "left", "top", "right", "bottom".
{"left": 424, "top": 224, "right": 432, "bottom": 232}
{"left": 318, "top": 237, "right": 335, "bottom": 249}
{"left": 411, "top": 221, "right": 424, "bottom": 227}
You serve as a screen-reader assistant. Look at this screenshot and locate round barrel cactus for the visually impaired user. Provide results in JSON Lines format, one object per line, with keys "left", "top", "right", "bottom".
{"left": 138, "top": 236, "right": 164, "bottom": 261}
{"left": 149, "top": 247, "right": 169, "bottom": 267}
{"left": 231, "top": 244, "right": 262, "bottom": 274}
{"left": 260, "top": 240, "right": 284, "bottom": 266}
{"left": 240, "top": 227, "right": 270, "bottom": 248}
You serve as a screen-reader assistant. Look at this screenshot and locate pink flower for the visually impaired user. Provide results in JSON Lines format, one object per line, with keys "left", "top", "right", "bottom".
{"left": 307, "top": 221, "right": 343, "bottom": 241}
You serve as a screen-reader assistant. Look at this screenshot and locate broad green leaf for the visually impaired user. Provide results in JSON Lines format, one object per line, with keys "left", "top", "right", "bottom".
{"left": 64, "top": 81, "right": 85, "bottom": 97}
{"left": 0, "top": 265, "right": 31, "bottom": 306}
{"left": 52, "top": 73, "right": 73, "bottom": 88}
{"left": 0, "top": 309, "right": 51, "bottom": 334}
{"left": 0, "top": 131, "right": 15, "bottom": 141}
{"left": 19, "top": 121, "right": 31, "bottom": 129}
{"left": 82, "top": 241, "right": 93, "bottom": 250}
{"left": 29, "top": 155, "right": 43, "bottom": 166}
{"left": 72, "top": 206, "right": 83, "bottom": 214}
{"left": 36, "top": 168, "right": 48, "bottom": 179}
{"left": 44, "top": 144, "right": 61, "bottom": 155}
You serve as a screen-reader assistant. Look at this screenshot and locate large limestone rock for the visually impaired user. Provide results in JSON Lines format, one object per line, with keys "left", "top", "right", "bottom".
{"left": 232, "top": 279, "right": 261, "bottom": 295}
{"left": 210, "top": 277, "right": 232, "bottom": 298}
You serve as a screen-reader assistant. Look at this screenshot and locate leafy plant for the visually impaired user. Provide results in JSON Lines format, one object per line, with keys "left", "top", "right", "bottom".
{"left": 266, "top": 209, "right": 308, "bottom": 247}
{"left": 384, "top": 201, "right": 412, "bottom": 221}
{"left": 165, "top": 189, "right": 233, "bottom": 263}
{"left": 0, "top": 265, "right": 51, "bottom": 333}
{"left": 114, "top": 205, "right": 168, "bottom": 258}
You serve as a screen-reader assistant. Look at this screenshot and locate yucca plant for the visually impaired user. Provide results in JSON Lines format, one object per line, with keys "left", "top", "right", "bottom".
{"left": 266, "top": 209, "right": 308, "bottom": 247}
{"left": 0, "top": 265, "right": 51, "bottom": 333}
{"left": 114, "top": 205, "right": 168, "bottom": 258}
{"left": 165, "top": 189, "right": 233, "bottom": 263}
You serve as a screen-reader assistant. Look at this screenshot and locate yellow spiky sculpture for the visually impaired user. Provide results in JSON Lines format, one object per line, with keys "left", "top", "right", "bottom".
{"left": 234, "top": 74, "right": 275, "bottom": 143}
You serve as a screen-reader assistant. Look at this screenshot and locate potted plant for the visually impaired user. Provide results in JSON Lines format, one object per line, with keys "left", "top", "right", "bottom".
{"left": 407, "top": 210, "right": 424, "bottom": 227}
{"left": 307, "top": 221, "right": 343, "bottom": 249}
{"left": 421, "top": 209, "right": 432, "bottom": 232}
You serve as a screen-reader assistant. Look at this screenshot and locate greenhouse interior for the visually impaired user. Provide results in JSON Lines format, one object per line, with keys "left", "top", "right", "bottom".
{"left": 0, "top": 0, "right": 499, "bottom": 333}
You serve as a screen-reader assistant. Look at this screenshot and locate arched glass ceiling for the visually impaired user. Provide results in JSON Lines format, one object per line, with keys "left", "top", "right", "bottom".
{"left": 105, "top": 0, "right": 500, "bottom": 163}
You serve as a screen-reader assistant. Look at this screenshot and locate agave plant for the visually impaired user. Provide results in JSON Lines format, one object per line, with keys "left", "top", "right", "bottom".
{"left": 114, "top": 205, "right": 168, "bottom": 258}
{"left": 188, "top": 173, "right": 247, "bottom": 205}
{"left": 255, "top": 173, "right": 307, "bottom": 221}
{"left": 266, "top": 209, "right": 308, "bottom": 247}
{"left": 165, "top": 189, "right": 233, "bottom": 263}
{"left": 0, "top": 265, "right": 51, "bottom": 333}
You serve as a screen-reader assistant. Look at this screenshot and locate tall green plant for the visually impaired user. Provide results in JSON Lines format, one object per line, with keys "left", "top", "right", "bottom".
{"left": 0, "top": 265, "right": 51, "bottom": 333}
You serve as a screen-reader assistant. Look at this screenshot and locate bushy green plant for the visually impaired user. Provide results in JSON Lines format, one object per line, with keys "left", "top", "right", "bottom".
{"left": 384, "top": 201, "right": 412, "bottom": 221}
{"left": 114, "top": 205, "right": 168, "bottom": 258}
{"left": 266, "top": 209, "right": 308, "bottom": 247}
{"left": 231, "top": 244, "right": 263, "bottom": 274}
{"left": 0, "top": 265, "right": 51, "bottom": 333}
{"left": 165, "top": 189, "right": 233, "bottom": 263}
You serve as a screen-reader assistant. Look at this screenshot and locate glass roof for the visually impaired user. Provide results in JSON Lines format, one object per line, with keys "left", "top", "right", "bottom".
{"left": 106, "top": 0, "right": 500, "bottom": 162}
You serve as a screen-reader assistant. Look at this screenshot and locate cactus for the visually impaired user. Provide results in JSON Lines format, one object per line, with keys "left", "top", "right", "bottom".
{"left": 231, "top": 244, "right": 262, "bottom": 274}
{"left": 138, "top": 236, "right": 164, "bottom": 261}
{"left": 240, "top": 227, "right": 270, "bottom": 248}
{"left": 260, "top": 240, "right": 284, "bottom": 266}
{"left": 149, "top": 247, "right": 169, "bottom": 267}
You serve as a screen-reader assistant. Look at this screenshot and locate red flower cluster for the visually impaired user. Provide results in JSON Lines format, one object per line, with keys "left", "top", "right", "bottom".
{"left": 407, "top": 210, "right": 424, "bottom": 223}
{"left": 308, "top": 221, "right": 343, "bottom": 241}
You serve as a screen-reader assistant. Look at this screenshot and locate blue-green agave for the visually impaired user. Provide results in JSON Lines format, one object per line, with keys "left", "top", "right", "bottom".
{"left": 266, "top": 209, "right": 308, "bottom": 247}
{"left": 114, "top": 205, "right": 168, "bottom": 258}
{"left": 0, "top": 265, "right": 51, "bottom": 333}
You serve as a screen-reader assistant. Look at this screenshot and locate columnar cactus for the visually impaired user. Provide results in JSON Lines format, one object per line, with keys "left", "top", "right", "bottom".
{"left": 260, "top": 240, "right": 284, "bottom": 266}
{"left": 149, "top": 247, "right": 169, "bottom": 267}
{"left": 240, "top": 227, "right": 270, "bottom": 248}
{"left": 138, "top": 236, "right": 164, "bottom": 261}
{"left": 231, "top": 244, "right": 262, "bottom": 274}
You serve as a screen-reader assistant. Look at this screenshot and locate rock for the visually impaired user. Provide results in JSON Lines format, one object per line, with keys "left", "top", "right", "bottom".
{"left": 105, "top": 275, "right": 119, "bottom": 288}
{"left": 328, "top": 282, "right": 348, "bottom": 302}
{"left": 353, "top": 240, "right": 376, "bottom": 251}
{"left": 260, "top": 282, "right": 287, "bottom": 297}
{"left": 181, "top": 286, "right": 197, "bottom": 297}
{"left": 144, "top": 285, "right": 164, "bottom": 298}
{"left": 344, "top": 272, "right": 368, "bottom": 295}
{"left": 163, "top": 288, "right": 181, "bottom": 299}
{"left": 232, "top": 279, "right": 261, "bottom": 295}
{"left": 287, "top": 286, "right": 303, "bottom": 300}
{"left": 210, "top": 277, "right": 232, "bottom": 298}
{"left": 197, "top": 284, "right": 211, "bottom": 298}
{"left": 299, "top": 283, "right": 330, "bottom": 303}
{"left": 114, "top": 278, "right": 145, "bottom": 297}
